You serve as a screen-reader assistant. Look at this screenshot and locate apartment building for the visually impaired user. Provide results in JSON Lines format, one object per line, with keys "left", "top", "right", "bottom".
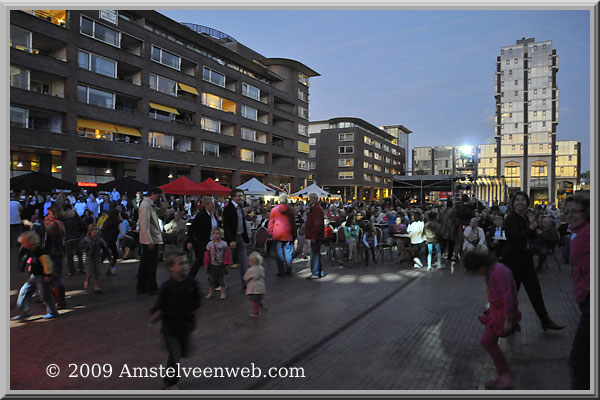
{"left": 308, "top": 118, "right": 406, "bottom": 201}
{"left": 10, "top": 10, "right": 319, "bottom": 190}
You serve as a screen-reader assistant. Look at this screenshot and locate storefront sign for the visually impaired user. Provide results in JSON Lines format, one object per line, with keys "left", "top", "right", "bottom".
{"left": 78, "top": 182, "right": 98, "bottom": 187}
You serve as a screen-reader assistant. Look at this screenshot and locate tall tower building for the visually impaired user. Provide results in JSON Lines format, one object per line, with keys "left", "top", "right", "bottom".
{"left": 494, "top": 37, "right": 559, "bottom": 204}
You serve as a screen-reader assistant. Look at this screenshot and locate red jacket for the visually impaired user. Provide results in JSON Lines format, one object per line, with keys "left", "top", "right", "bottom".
{"left": 268, "top": 203, "right": 297, "bottom": 242}
{"left": 305, "top": 202, "right": 324, "bottom": 242}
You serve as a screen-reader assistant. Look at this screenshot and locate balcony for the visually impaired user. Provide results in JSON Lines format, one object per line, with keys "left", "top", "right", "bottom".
{"left": 24, "top": 10, "right": 68, "bottom": 28}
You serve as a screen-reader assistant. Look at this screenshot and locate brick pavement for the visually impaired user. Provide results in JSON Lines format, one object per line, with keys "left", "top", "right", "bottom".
{"left": 9, "top": 245, "right": 581, "bottom": 392}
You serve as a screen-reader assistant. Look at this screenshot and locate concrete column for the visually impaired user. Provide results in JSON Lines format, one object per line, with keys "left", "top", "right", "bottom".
{"left": 232, "top": 170, "right": 241, "bottom": 188}
{"left": 136, "top": 158, "right": 149, "bottom": 183}
{"left": 60, "top": 151, "right": 77, "bottom": 183}
{"left": 190, "top": 165, "right": 202, "bottom": 183}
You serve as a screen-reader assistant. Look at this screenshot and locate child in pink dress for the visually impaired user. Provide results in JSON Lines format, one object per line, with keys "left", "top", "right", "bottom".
{"left": 463, "top": 250, "right": 522, "bottom": 390}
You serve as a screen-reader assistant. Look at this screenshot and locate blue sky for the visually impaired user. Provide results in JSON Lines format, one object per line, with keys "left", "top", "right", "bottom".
{"left": 160, "top": 9, "right": 591, "bottom": 171}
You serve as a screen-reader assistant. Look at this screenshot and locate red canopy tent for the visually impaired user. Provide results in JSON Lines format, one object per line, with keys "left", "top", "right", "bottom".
{"left": 159, "top": 176, "right": 204, "bottom": 195}
{"left": 196, "top": 178, "right": 231, "bottom": 196}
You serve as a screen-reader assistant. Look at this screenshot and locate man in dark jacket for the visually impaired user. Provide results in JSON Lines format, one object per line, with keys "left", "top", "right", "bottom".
{"left": 186, "top": 197, "right": 218, "bottom": 278}
{"left": 63, "top": 208, "right": 85, "bottom": 276}
{"left": 223, "top": 189, "right": 249, "bottom": 289}
{"left": 305, "top": 192, "right": 324, "bottom": 279}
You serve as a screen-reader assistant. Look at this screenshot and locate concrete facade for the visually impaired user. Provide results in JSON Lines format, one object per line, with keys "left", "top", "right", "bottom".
{"left": 10, "top": 10, "right": 319, "bottom": 191}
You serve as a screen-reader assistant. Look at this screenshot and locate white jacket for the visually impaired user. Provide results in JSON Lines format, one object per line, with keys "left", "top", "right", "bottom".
{"left": 138, "top": 197, "right": 163, "bottom": 245}
{"left": 407, "top": 221, "right": 425, "bottom": 244}
{"left": 243, "top": 265, "right": 266, "bottom": 295}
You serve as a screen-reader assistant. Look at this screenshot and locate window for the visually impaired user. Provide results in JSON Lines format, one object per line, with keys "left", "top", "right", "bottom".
{"left": 298, "top": 159, "right": 309, "bottom": 171}
{"left": 151, "top": 45, "right": 181, "bottom": 70}
{"left": 542, "top": 121, "right": 546, "bottom": 127}
{"left": 374, "top": 176, "right": 382, "bottom": 183}
{"left": 543, "top": 110, "right": 546, "bottom": 116}
{"left": 363, "top": 174, "right": 372, "bottom": 182}
{"left": 542, "top": 99, "right": 546, "bottom": 105}
{"left": 534, "top": 45, "right": 537, "bottom": 50}
{"left": 509, "top": 48, "right": 512, "bottom": 54}
{"left": 175, "top": 137, "right": 192, "bottom": 152}
{"left": 338, "top": 146, "right": 354, "bottom": 154}
{"left": 241, "top": 105, "right": 258, "bottom": 121}
{"left": 534, "top": 89, "right": 537, "bottom": 95}
{"left": 534, "top": 111, "right": 537, "bottom": 116}
{"left": 10, "top": 66, "right": 29, "bottom": 89}
{"left": 509, "top": 102, "right": 513, "bottom": 108}
{"left": 201, "top": 142, "right": 219, "bottom": 156}
{"left": 203, "top": 67, "right": 225, "bottom": 87}
{"left": 298, "top": 141, "right": 310, "bottom": 154}
{"left": 10, "top": 26, "right": 32, "bottom": 52}
{"left": 80, "top": 16, "right": 120, "bottom": 47}
{"left": 298, "top": 72, "right": 309, "bottom": 86}
{"left": 514, "top": 58, "right": 518, "bottom": 64}
{"left": 338, "top": 132, "right": 354, "bottom": 141}
{"left": 78, "top": 50, "right": 117, "bottom": 78}
{"left": 501, "top": 49, "right": 504, "bottom": 55}
{"left": 501, "top": 81, "right": 504, "bottom": 87}
{"left": 543, "top": 44, "right": 546, "bottom": 49}
{"left": 148, "top": 132, "right": 174, "bottom": 150}
{"left": 374, "top": 164, "right": 382, "bottom": 172}
{"left": 549, "top": 77, "right": 552, "bottom": 82}
{"left": 201, "top": 117, "right": 220, "bottom": 133}
{"left": 240, "top": 149, "right": 254, "bottom": 162}
{"left": 509, "top": 70, "right": 512, "bottom": 76}
{"left": 338, "top": 158, "right": 354, "bottom": 167}
{"left": 297, "top": 106, "right": 308, "bottom": 119}
{"left": 242, "top": 83, "right": 260, "bottom": 101}
{"left": 202, "top": 93, "right": 222, "bottom": 110}
{"left": 149, "top": 104, "right": 175, "bottom": 122}
{"left": 308, "top": 138, "right": 316, "bottom": 145}
{"left": 241, "top": 127, "right": 256, "bottom": 142}
{"left": 77, "top": 84, "right": 115, "bottom": 109}
{"left": 10, "top": 106, "right": 28, "bottom": 128}
{"left": 309, "top": 149, "right": 316, "bottom": 157}
{"left": 298, "top": 124, "right": 308, "bottom": 136}
{"left": 374, "top": 141, "right": 381, "bottom": 149}
{"left": 514, "top": 80, "right": 518, "bottom": 85}
{"left": 297, "top": 89, "right": 309, "bottom": 102}
{"left": 149, "top": 73, "right": 176, "bottom": 96}
{"left": 539, "top": 144, "right": 543, "bottom": 150}
{"left": 338, "top": 171, "right": 354, "bottom": 180}
{"left": 543, "top": 88, "right": 546, "bottom": 94}
{"left": 506, "top": 60, "right": 509, "bottom": 65}
{"left": 515, "top": 91, "right": 518, "bottom": 96}
{"left": 514, "top": 123, "right": 518, "bottom": 128}
{"left": 374, "top": 153, "right": 382, "bottom": 161}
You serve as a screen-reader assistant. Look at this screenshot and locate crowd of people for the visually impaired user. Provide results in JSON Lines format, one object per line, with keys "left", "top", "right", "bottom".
{"left": 9, "top": 186, "right": 589, "bottom": 390}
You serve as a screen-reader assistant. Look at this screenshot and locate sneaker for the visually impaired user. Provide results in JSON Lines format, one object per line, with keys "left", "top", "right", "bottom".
{"left": 220, "top": 292, "right": 226, "bottom": 300}
{"left": 413, "top": 257, "right": 423, "bottom": 268}
{"left": 42, "top": 313, "right": 58, "bottom": 319}
{"left": 427, "top": 266, "right": 432, "bottom": 271}
{"left": 11, "top": 314, "right": 29, "bottom": 321}
{"left": 249, "top": 313, "right": 258, "bottom": 318}
{"left": 205, "top": 293, "right": 212, "bottom": 299}
{"left": 306, "top": 275, "right": 320, "bottom": 280}
{"left": 413, "top": 263, "right": 423, "bottom": 269}
{"left": 489, "top": 372, "right": 515, "bottom": 390}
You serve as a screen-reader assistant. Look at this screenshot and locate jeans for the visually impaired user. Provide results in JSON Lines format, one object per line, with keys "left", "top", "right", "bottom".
{"left": 234, "top": 234, "right": 249, "bottom": 287}
{"left": 137, "top": 244, "right": 159, "bottom": 293}
{"left": 569, "top": 298, "right": 590, "bottom": 389}
{"left": 310, "top": 240, "right": 322, "bottom": 276}
{"left": 427, "top": 243, "right": 442, "bottom": 267}
{"left": 16, "top": 274, "right": 58, "bottom": 317}
{"left": 274, "top": 241, "right": 293, "bottom": 274}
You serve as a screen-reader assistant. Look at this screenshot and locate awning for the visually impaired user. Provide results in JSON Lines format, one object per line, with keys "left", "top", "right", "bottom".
{"left": 77, "top": 118, "right": 117, "bottom": 133}
{"left": 114, "top": 124, "right": 141, "bottom": 137}
{"left": 177, "top": 82, "right": 199, "bottom": 96}
{"left": 149, "top": 102, "right": 180, "bottom": 115}
{"left": 298, "top": 141, "right": 310, "bottom": 154}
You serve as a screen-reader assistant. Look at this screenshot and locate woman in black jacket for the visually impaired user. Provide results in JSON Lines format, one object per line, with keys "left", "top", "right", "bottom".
{"left": 503, "top": 191, "right": 563, "bottom": 331}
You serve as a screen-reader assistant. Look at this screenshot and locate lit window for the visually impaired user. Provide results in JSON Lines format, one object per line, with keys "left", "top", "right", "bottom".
{"left": 148, "top": 132, "right": 174, "bottom": 150}
{"left": 338, "top": 171, "right": 354, "bottom": 180}
{"left": 240, "top": 149, "right": 255, "bottom": 162}
{"left": 298, "top": 72, "right": 309, "bottom": 86}
{"left": 338, "top": 158, "right": 354, "bottom": 167}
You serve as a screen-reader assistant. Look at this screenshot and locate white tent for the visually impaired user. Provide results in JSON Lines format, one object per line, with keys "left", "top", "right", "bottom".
{"left": 290, "top": 183, "right": 340, "bottom": 198}
{"left": 236, "top": 177, "right": 276, "bottom": 196}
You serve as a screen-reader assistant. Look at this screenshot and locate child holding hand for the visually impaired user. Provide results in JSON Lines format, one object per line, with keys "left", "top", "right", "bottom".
{"left": 203, "top": 228, "right": 232, "bottom": 300}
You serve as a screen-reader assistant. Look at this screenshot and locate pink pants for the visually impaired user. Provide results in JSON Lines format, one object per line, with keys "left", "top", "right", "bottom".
{"left": 480, "top": 324, "right": 511, "bottom": 376}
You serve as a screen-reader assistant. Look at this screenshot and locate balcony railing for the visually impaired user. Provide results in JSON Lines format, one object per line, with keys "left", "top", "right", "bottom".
{"left": 24, "top": 10, "right": 68, "bottom": 28}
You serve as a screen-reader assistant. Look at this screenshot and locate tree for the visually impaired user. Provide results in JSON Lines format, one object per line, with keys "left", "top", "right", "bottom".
{"left": 580, "top": 170, "right": 590, "bottom": 185}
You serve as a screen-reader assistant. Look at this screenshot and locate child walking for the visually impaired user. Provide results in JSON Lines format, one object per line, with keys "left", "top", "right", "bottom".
{"left": 424, "top": 213, "right": 443, "bottom": 270}
{"left": 344, "top": 215, "right": 360, "bottom": 267}
{"left": 80, "top": 224, "right": 111, "bottom": 293}
{"left": 203, "top": 228, "right": 231, "bottom": 300}
{"left": 463, "top": 250, "right": 521, "bottom": 390}
{"left": 148, "top": 253, "right": 202, "bottom": 390}
{"left": 243, "top": 252, "right": 267, "bottom": 318}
